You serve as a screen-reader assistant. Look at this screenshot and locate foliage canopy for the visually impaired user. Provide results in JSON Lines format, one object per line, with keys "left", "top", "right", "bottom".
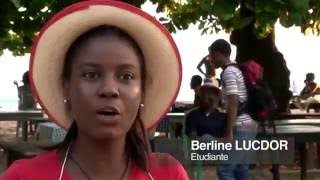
{"left": 152, "top": 0, "right": 320, "bottom": 36}
{"left": 1, "top": 0, "right": 320, "bottom": 55}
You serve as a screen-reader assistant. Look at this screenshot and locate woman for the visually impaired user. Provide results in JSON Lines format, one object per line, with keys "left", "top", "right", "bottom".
{"left": 197, "top": 55, "right": 220, "bottom": 88}
{"left": 196, "top": 55, "right": 213, "bottom": 77}
{"left": 2, "top": 1, "right": 187, "bottom": 180}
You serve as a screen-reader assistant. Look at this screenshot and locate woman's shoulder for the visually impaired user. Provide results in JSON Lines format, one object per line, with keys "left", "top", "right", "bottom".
{"left": 148, "top": 152, "right": 179, "bottom": 165}
{"left": 1, "top": 150, "right": 64, "bottom": 180}
{"left": 15, "top": 149, "right": 59, "bottom": 166}
{"left": 147, "top": 152, "right": 189, "bottom": 179}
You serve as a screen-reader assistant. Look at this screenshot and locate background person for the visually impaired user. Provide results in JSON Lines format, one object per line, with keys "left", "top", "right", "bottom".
{"left": 185, "top": 82, "right": 225, "bottom": 140}
{"left": 14, "top": 71, "right": 38, "bottom": 135}
{"left": 293, "top": 73, "right": 320, "bottom": 111}
{"left": 190, "top": 75, "right": 203, "bottom": 107}
{"left": 197, "top": 55, "right": 215, "bottom": 78}
{"left": 300, "top": 73, "right": 319, "bottom": 99}
{"left": 15, "top": 71, "right": 36, "bottom": 110}
{"left": 209, "top": 39, "right": 257, "bottom": 180}
{"left": 197, "top": 55, "right": 220, "bottom": 88}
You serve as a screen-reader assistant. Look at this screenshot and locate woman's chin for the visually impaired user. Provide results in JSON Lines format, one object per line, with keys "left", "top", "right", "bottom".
{"left": 89, "top": 129, "right": 126, "bottom": 140}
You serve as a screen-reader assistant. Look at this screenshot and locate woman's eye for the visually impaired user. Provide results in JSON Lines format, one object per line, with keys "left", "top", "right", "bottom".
{"left": 119, "top": 72, "right": 135, "bottom": 81}
{"left": 82, "top": 72, "right": 100, "bottom": 79}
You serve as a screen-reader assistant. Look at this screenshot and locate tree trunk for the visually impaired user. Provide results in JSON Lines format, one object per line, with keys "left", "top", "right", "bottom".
{"left": 230, "top": 7, "right": 292, "bottom": 113}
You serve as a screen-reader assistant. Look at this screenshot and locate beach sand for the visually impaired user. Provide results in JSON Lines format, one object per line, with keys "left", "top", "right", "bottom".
{"left": 0, "top": 122, "right": 17, "bottom": 141}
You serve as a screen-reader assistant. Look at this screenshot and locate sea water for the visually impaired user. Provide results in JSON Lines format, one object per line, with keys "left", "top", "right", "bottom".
{"left": 0, "top": 99, "right": 18, "bottom": 111}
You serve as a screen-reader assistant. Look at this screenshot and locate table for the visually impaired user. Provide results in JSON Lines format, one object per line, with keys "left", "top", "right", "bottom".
{"left": 0, "top": 111, "right": 43, "bottom": 141}
{"left": 277, "top": 113, "right": 320, "bottom": 119}
{"left": 167, "top": 113, "right": 320, "bottom": 136}
{"left": 259, "top": 125, "right": 320, "bottom": 180}
{"left": 0, "top": 111, "right": 43, "bottom": 120}
{"left": 265, "top": 119, "right": 320, "bottom": 126}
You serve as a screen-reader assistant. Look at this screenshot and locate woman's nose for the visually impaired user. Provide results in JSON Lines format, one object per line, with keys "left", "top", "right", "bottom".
{"left": 98, "top": 76, "right": 119, "bottom": 98}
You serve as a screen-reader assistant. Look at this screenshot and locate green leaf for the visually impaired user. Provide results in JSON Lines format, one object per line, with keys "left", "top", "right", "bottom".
{"left": 163, "top": 21, "right": 176, "bottom": 33}
{"left": 273, "top": 0, "right": 285, "bottom": 4}
{"left": 279, "top": 12, "right": 292, "bottom": 27}
{"left": 200, "top": 0, "right": 212, "bottom": 12}
{"left": 288, "top": 11, "right": 303, "bottom": 25}
{"left": 233, "top": 16, "right": 254, "bottom": 29}
{"left": 159, "top": 17, "right": 169, "bottom": 22}
{"left": 201, "top": 27, "right": 209, "bottom": 35}
{"left": 198, "top": 21, "right": 205, "bottom": 29}
{"left": 289, "top": 0, "right": 309, "bottom": 11}
{"left": 212, "top": 0, "right": 237, "bottom": 21}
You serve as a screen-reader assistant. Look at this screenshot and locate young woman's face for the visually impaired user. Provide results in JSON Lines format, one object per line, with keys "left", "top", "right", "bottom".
{"left": 64, "top": 36, "right": 142, "bottom": 140}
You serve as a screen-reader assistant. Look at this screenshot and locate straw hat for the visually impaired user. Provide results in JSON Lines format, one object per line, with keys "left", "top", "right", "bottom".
{"left": 29, "top": 1, "right": 182, "bottom": 130}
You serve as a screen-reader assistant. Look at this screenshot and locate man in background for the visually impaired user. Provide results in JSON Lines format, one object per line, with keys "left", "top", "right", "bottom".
{"left": 295, "top": 73, "right": 320, "bottom": 112}
{"left": 209, "top": 39, "right": 257, "bottom": 180}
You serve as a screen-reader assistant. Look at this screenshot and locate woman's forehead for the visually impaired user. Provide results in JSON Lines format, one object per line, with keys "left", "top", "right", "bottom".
{"left": 73, "top": 36, "right": 141, "bottom": 68}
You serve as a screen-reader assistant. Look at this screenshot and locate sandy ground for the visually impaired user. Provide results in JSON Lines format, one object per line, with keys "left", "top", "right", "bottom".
{"left": 0, "top": 122, "right": 17, "bottom": 141}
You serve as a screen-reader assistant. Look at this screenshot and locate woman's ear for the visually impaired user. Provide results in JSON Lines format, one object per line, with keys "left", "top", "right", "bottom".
{"left": 63, "top": 81, "right": 71, "bottom": 110}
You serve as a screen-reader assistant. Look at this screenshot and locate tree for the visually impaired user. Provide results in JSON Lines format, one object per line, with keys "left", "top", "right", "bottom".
{"left": 0, "top": 0, "right": 81, "bottom": 56}
{"left": 150, "top": 0, "right": 320, "bottom": 113}
{"left": 0, "top": 0, "right": 145, "bottom": 56}
{"left": 152, "top": 0, "right": 320, "bottom": 36}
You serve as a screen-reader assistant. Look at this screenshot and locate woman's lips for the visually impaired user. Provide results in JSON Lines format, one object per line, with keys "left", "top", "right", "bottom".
{"left": 96, "top": 106, "right": 120, "bottom": 114}
{"left": 95, "top": 106, "right": 121, "bottom": 125}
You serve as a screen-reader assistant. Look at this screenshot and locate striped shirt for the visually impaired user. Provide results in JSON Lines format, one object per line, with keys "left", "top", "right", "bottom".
{"left": 221, "top": 65, "right": 257, "bottom": 130}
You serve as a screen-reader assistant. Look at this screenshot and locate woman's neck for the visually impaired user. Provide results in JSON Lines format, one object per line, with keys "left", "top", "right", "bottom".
{"left": 68, "top": 135, "right": 129, "bottom": 179}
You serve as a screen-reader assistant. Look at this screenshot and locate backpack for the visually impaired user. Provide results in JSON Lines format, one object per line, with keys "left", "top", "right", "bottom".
{"left": 221, "top": 60, "right": 277, "bottom": 122}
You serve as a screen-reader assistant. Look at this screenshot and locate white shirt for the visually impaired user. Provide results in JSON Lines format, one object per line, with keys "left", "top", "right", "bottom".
{"left": 221, "top": 65, "right": 257, "bottom": 131}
